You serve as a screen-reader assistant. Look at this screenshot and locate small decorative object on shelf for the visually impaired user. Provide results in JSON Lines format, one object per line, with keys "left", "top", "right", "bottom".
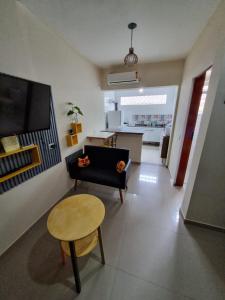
{"left": 1, "top": 135, "right": 20, "bottom": 153}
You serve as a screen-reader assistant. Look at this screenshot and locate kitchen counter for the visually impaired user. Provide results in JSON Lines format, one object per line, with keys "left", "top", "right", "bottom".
{"left": 128, "top": 125, "right": 165, "bottom": 128}
{"left": 86, "top": 132, "right": 115, "bottom": 147}
{"left": 87, "top": 132, "right": 115, "bottom": 139}
{"left": 104, "top": 127, "right": 144, "bottom": 135}
{"left": 123, "top": 126, "right": 165, "bottom": 144}
{"left": 103, "top": 128, "right": 143, "bottom": 163}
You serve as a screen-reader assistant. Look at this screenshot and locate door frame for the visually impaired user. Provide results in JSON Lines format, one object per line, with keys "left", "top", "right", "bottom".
{"left": 175, "top": 67, "right": 211, "bottom": 186}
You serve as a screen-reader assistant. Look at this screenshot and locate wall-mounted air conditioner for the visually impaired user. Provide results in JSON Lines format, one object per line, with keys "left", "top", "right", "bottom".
{"left": 107, "top": 71, "right": 140, "bottom": 85}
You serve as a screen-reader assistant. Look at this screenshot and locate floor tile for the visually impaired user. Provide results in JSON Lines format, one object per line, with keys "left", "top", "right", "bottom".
{"left": 118, "top": 218, "right": 225, "bottom": 300}
{"left": 1, "top": 162, "right": 225, "bottom": 300}
{"left": 141, "top": 145, "right": 162, "bottom": 165}
{"left": 110, "top": 269, "right": 192, "bottom": 300}
{"left": 43, "top": 257, "right": 115, "bottom": 300}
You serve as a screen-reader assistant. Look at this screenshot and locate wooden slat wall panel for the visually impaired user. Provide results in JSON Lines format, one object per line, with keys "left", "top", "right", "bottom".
{"left": 0, "top": 97, "right": 61, "bottom": 194}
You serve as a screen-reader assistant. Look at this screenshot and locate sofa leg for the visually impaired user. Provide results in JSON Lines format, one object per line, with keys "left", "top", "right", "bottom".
{"left": 119, "top": 189, "right": 124, "bottom": 204}
{"left": 74, "top": 179, "right": 78, "bottom": 191}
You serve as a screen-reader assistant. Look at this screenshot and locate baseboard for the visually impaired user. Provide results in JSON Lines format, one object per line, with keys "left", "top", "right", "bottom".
{"left": 179, "top": 209, "right": 225, "bottom": 233}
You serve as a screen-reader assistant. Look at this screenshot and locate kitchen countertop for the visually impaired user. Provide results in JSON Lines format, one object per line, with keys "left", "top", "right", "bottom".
{"left": 127, "top": 125, "right": 165, "bottom": 128}
{"left": 103, "top": 127, "right": 144, "bottom": 135}
{"left": 87, "top": 132, "right": 115, "bottom": 139}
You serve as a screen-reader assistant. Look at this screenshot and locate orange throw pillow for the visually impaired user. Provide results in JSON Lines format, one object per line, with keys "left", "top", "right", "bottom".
{"left": 116, "top": 160, "right": 126, "bottom": 173}
{"left": 78, "top": 156, "right": 90, "bottom": 168}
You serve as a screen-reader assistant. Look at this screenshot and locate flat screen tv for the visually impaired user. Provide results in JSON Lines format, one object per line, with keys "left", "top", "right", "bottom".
{"left": 0, "top": 73, "right": 51, "bottom": 137}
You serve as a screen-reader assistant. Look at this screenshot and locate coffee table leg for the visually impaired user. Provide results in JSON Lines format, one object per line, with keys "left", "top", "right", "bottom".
{"left": 98, "top": 227, "right": 105, "bottom": 265}
{"left": 69, "top": 241, "right": 81, "bottom": 293}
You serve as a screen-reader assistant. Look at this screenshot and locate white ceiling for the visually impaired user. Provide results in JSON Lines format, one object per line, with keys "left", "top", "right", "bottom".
{"left": 20, "top": 0, "right": 220, "bottom": 67}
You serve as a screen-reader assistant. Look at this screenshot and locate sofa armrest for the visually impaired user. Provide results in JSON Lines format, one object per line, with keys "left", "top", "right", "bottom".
{"left": 124, "top": 159, "right": 132, "bottom": 184}
{"left": 124, "top": 159, "right": 131, "bottom": 173}
{"left": 65, "top": 149, "right": 85, "bottom": 178}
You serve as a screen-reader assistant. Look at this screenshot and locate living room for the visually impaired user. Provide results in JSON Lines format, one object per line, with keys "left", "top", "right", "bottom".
{"left": 0, "top": 1, "right": 225, "bottom": 299}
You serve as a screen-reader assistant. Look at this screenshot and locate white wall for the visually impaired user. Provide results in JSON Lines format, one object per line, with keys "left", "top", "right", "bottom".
{"left": 168, "top": 0, "right": 225, "bottom": 227}
{"left": 101, "top": 60, "right": 184, "bottom": 90}
{"left": 169, "top": 0, "right": 225, "bottom": 182}
{"left": 0, "top": 0, "right": 104, "bottom": 255}
{"left": 115, "top": 86, "right": 177, "bottom": 125}
{"left": 186, "top": 53, "right": 225, "bottom": 228}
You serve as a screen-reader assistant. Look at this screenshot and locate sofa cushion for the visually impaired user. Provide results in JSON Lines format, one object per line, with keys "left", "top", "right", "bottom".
{"left": 84, "top": 145, "right": 129, "bottom": 169}
{"left": 78, "top": 155, "right": 90, "bottom": 167}
{"left": 116, "top": 160, "right": 126, "bottom": 173}
{"left": 76, "top": 166, "right": 122, "bottom": 188}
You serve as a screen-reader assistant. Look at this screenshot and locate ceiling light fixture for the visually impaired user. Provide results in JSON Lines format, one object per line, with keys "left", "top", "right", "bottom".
{"left": 124, "top": 22, "right": 138, "bottom": 65}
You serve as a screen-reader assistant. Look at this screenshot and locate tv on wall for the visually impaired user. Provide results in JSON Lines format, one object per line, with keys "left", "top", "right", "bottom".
{"left": 0, "top": 73, "right": 51, "bottom": 137}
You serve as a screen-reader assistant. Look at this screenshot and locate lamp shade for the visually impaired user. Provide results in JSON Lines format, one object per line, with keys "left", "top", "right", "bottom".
{"left": 124, "top": 23, "right": 138, "bottom": 65}
{"left": 124, "top": 47, "right": 138, "bottom": 65}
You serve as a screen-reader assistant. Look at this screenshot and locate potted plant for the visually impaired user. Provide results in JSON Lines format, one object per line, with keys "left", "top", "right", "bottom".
{"left": 66, "top": 102, "right": 83, "bottom": 134}
{"left": 66, "top": 102, "right": 83, "bottom": 123}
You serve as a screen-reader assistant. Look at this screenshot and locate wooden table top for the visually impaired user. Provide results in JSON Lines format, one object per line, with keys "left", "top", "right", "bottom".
{"left": 47, "top": 194, "right": 105, "bottom": 241}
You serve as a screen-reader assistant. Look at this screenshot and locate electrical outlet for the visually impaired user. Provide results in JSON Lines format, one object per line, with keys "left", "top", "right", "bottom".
{"left": 49, "top": 143, "right": 56, "bottom": 150}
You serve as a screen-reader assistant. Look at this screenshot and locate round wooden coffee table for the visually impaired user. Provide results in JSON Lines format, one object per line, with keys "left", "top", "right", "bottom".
{"left": 47, "top": 194, "right": 105, "bottom": 293}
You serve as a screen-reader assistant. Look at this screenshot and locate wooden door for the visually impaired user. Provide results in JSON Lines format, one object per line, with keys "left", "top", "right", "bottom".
{"left": 175, "top": 71, "right": 207, "bottom": 186}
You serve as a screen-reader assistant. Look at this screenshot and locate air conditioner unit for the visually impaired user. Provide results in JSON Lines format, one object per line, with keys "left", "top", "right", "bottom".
{"left": 107, "top": 71, "right": 140, "bottom": 85}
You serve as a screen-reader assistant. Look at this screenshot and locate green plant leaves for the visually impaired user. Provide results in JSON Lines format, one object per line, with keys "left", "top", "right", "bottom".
{"left": 74, "top": 106, "right": 83, "bottom": 116}
{"left": 66, "top": 102, "right": 83, "bottom": 117}
{"left": 67, "top": 110, "right": 74, "bottom": 116}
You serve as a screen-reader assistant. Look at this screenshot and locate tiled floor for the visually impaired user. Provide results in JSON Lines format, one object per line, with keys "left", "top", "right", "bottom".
{"left": 141, "top": 145, "right": 162, "bottom": 165}
{"left": 0, "top": 163, "right": 225, "bottom": 300}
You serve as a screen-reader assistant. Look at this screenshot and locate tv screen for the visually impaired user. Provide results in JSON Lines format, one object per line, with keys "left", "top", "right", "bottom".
{"left": 0, "top": 73, "right": 51, "bottom": 137}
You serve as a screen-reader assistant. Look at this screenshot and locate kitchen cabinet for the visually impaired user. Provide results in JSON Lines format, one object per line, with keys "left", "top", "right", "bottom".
{"left": 143, "top": 127, "right": 164, "bottom": 143}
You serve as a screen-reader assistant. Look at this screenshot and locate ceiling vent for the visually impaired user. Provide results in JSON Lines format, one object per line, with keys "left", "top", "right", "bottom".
{"left": 107, "top": 71, "right": 140, "bottom": 85}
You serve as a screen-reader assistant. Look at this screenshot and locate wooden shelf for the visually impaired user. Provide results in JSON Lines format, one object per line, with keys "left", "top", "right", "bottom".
{"left": 66, "top": 134, "right": 78, "bottom": 146}
{"left": 0, "top": 144, "right": 37, "bottom": 158}
{"left": 0, "top": 144, "right": 41, "bottom": 183}
{"left": 71, "top": 123, "right": 82, "bottom": 134}
{"left": 61, "top": 230, "right": 98, "bottom": 257}
{"left": 66, "top": 123, "right": 82, "bottom": 147}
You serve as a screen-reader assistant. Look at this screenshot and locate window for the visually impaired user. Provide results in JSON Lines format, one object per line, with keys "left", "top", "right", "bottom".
{"left": 120, "top": 94, "right": 167, "bottom": 106}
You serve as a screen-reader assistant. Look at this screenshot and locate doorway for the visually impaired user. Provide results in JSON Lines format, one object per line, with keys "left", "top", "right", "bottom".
{"left": 175, "top": 67, "right": 212, "bottom": 186}
{"left": 104, "top": 86, "right": 178, "bottom": 165}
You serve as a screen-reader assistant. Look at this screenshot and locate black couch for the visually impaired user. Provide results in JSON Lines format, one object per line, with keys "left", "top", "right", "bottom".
{"left": 66, "top": 145, "right": 131, "bottom": 203}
